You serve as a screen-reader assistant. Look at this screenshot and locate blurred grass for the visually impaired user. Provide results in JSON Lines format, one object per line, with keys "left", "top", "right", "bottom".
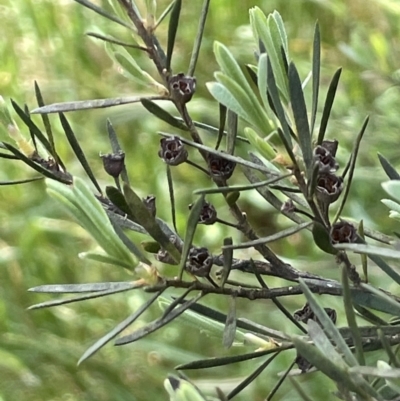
{"left": 1, "top": 0, "right": 400, "bottom": 400}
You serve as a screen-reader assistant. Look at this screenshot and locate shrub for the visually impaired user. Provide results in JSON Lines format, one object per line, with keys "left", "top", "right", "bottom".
{"left": 2, "top": 1, "right": 400, "bottom": 400}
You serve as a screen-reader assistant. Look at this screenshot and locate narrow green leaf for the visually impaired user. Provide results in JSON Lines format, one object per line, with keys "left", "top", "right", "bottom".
{"left": 270, "top": 11, "right": 288, "bottom": 56}
{"left": 206, "top": 82, "right": 251, "bottom": 124}
{"left": 106, "top": 210, "right": 146, "bottom": 234}
{"left": 11, "top": 100, "right": 55, "bottom": 160}
{"left": 298, "top": 278, "right": 358, "bottom": 366}
{"left": 73, "top": 0, "right": 134, "bottom": 30}
{"left": 173, "top": 117, "right": 249, "bottom": 143}
{"left": 335, "top": 243, "right": 400, "bottom": 285}
{"left": 223, "top": 222, "right": 312, "bottom": 250}
{"left": 178, "top": 194, "right": 205, "bottom": 279}
{"left": 334, "top": 243, "right": 400, "bottom": 260}
{"left": 244, "top": 127, "right": 276, "bottom": 160}
{"left": 307, "top": 319, "right": 345, "bottom": 367}
{"left": 227, "top": 353, "right": 280, "bottom": 400}
{"left": 86, "top": 31, "right": 141, "bottom": 49}
{"left": 245, "top": 64, "right": 258, "bottom": 86}
{"left": 47, "top": 178, "right": 135, "bottom": 266}
{"left": 266, "top": 57, "right": 294, "bottom": 159}
{"left": 360, "top": 283, "right": 400, "bottom": 317}
{"left": 214, "top": 72, "right": 271, "bottom": 133}
{"left": 187, "top": 0, "right": 211, "bottom": 76}
{"left": 59, "top": 113, "right": 102, "bottom": 194}
{"left": 341, "top": 266, "right": 365, "bottom": 365}
{"left": 291, "top": 336, "right": 376, "bottom": 399}
{"left": 382, "top": 180, "right": 400, "bottom": 202}
{"left": 378, "top": 329, "right": 400, "bottom": 368}
{"left": 2, "top": 142, "right": 72, "bottom": 184}
{"left": 0, "top": 177, "right": 43, "bottom": 186}
{"left": 268, "top": 12, "right": 289, "bottom": 60}
{"left": 72, "top": 180, "right": 127, "bottom": 256}
{"left": 266, "top": 359, "right": 296, "bottom": 401}
{"left": 289, "top": 377, "right": 314, "bottom": 401}
{"left": 288, "top": 63, "right": 312, "bottom": 172}
{"left": 161, "top": 289, "right": 197, "bottom": 320}
{"left": 251, "top": 260, "right": 306, "bottom": 334}
{"left": 115, "top": 293, "right": 202, "bottom": 345}
{"left": 113, "top": 50, "right": 156, "bottom": 87}
{"left": 250, "top": 7, "right": 288, "bottom": 100}
{"left": 213, "top": 42, "right": 274, "bottom": 133}
{"left": 79, "top": 251, "right": 137, "bottom": 270}
{"left": 358, "top": 220, "right": 368, "bottom": 282}
{"left": 31, "top": 95, "right": 166, "bottom": 114}
{"left": 105, "top": 186, "right": 134, "bottom": 218}
{"left": 257, "top": 54, "right": 273, "bottom": 118}
{"left": 310, "top": 22, "right": 320, "bottom": 135}
{"left": 29, "top": 282, "right": 137, "bottom": 293}
{"left": 194, "top": 173, "right": 291, "bottom": 195}
{"left": 317, "top": 68, "right": 342, "bottom": 144}
{"left": 159, "top": 296, "right": 245, "bottom": 341}
{"left": 242, "top": 165, "right": 307, "bottom": 226}
{"left": 348, "top": 365, "right": 400, "bottom": 380}
{"left": 354, "top": 304, "right": 387, "bottom": 326}
{"left": 226, "top": 110, "right": 237, "bottom": 155}
{"left": 166, "top": 0, "right": 181, "bottom": 71}
{"left": 123, "top": 183, "right": 181, "bottom": 264}
{"left": 351, "top": 289, "right": 400, "bottom": 316}
{"left": 378, "top": 153, "right": 400, "bottom": 180}
{"left": 141, "top": 99, "right": 188, "bottom": 131}
{"left": 0, "top": 151, "right": 18, "bottom": 160}
{"left": 176, "top": 346, "right": 287, "bottom": 370}
{"left": 220, "top": 238, "right": 233, "bottom": 287}
{"left": 170, "top": 297, "right": 290, "bottom": 340}
{"left": 109, "top": 219, "right": 151, "bottom": 264}
{"left": 213, "top": 41, "right": 255, "bottom": 103}
{"left": 155, "top": 0, "right": 175, "bottom": 29}
{"left": 215, "top": 103, "right": 227, "bottom": 150}
{"left": 34, "top": 81, "right": 64, "bottom": 169}
{"left": 334, "top": 117, "right": 369, "bottom": 223}
{"left": 223, "top": 296, "right": 237, "bottom": 349}
{"left": 166, "top": 165, "right": 177, "bottom": 233}
{"left": 28, "top": 285, "right": 139, "bottom": 310}
{"left": 78, "top": 290, "right": 163, "bottom": 364}
{"left": 307, "top": 161, "right": 320, "bottom": 200}
{"left": 24, "top": 104, "right": 37, "bottom": 150}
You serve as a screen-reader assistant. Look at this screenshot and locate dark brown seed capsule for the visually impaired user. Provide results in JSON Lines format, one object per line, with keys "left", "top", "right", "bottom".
{"left": 158, "top": 136, "right": 188, "bottom": 166}
{"left": 314, "top": 145, "right": 339, "bottom": 173}
{"left": 143, "top": 195, "right": 156, "bottom": 217}
{"left": 316, "top": 173, "right": 343, "bottom": 204}
{"left": 189, "top": 201, "right": 217, "bottom": 225}
{"left": 169, "top": 73, "right": 197, "bottom": 104}
{"left": 207, "top": 153, "right": 236, "bottom": 180}
{"left": 100, "top": 151, "right": 125, "bottom": 178}
{"left": 185, "top": 246, "right": 213, "bottom": 277}
{"left": 321, "top": 139, "right": 339, "bottom": 157}
{"left": 330, "top": 221, "right": 357, "bottom": 244}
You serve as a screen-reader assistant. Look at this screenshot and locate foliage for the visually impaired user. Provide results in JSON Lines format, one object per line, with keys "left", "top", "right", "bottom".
{"left": 2, "top": 1, "right": 400, "bottom": 401}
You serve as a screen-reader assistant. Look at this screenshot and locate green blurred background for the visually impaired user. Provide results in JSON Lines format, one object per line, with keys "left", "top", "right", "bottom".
{"left": 1, "top": 0, "right": 400, "bottom": 400}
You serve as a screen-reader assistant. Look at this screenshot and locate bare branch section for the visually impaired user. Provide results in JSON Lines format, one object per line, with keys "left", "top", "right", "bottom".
{"left": 145, "top": 279, "right": 344, "bottom": 299}
{"left": 118, "top": 0, "right": 167, "bottom": 79}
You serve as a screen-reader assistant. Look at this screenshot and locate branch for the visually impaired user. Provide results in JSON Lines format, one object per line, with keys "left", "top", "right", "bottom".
{"left": 213, "top": 255, "right": 334, "bottom": 283}
{"left": 117, "top": 0, "right": 167, "bottom": 79}
{"left": 144, "top": 278, "right": 344, "bottom": 299}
